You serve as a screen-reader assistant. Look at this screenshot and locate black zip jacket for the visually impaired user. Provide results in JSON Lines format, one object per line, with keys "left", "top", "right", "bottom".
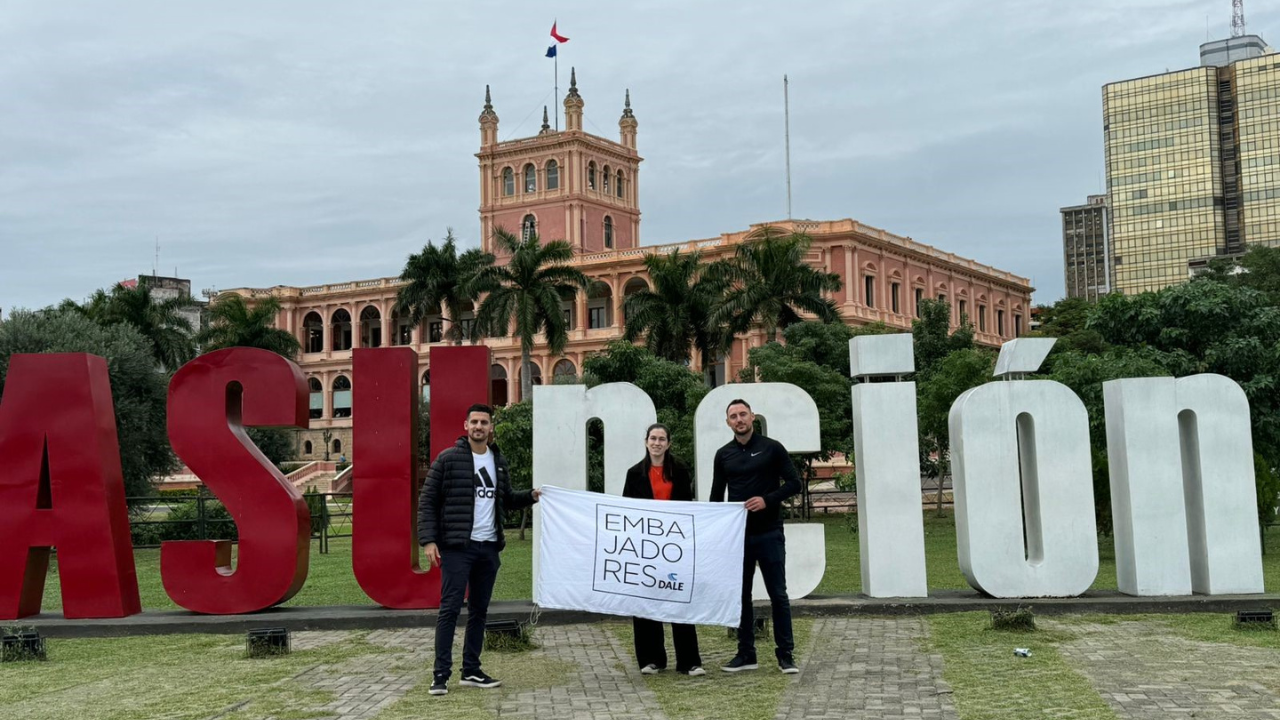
{"left": 416, "top": 435, "right": 535, "bottom": 551}
{"left": 709, "top": 433, "right": 800, "bottom": 535}
{"left": 623, "top": 455, "right": 695, "bottom": 501}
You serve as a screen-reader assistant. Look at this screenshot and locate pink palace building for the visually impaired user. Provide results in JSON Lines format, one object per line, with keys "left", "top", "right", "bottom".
{"left": 221, "top": 72, "right": 1034, "bottom": 461}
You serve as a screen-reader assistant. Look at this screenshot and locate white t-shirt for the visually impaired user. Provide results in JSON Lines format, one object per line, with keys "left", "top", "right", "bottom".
{"left": 470, "top": 450, "right": 499, "bottom": 542}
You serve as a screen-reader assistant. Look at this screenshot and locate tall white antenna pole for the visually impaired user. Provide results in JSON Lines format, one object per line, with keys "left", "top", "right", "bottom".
{"left": 784, "top": 74, "right": 793, "bottom": 220}
{"left": 1233, "top": 0, "right": 1246, "bottom": 37}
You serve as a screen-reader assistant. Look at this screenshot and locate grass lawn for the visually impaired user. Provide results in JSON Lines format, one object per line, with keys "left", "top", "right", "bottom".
{"left": 925, "top": 610, "right": 1280, "bottom": 719}
{"left": 0, "top": 632, "right": 384, "bottom": 720}
{"left": 39, "top": 513, "right": 1280, "bottom": 611}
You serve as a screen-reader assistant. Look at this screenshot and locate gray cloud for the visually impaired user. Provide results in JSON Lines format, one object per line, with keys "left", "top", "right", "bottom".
{"left": 1, "top": 0, "right": 1270, "bottom": 311}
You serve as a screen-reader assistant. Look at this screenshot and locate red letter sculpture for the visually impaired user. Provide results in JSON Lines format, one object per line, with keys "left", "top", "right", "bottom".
{"left": 162, "top": 347, "right": 310, "bottom": 613}
{"left": 0, "top": 354, "right": 141, "bottom": 619}
{"left": 352, "top": 345, "right": 489, "bottom": 608}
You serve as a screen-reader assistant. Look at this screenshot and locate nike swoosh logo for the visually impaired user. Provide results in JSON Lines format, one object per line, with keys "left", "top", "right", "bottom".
{"left": 750, "top": 452, "right": 763, "bottom": 457}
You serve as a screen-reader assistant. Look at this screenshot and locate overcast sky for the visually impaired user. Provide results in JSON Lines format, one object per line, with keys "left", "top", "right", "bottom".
{"left": 1, "top": 0, "right": 1272, "bottom": 312}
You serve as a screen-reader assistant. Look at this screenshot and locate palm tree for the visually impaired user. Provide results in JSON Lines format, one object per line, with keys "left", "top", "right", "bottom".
{"left": 473, "top": 228, "right": 590, "bottom": 401}
{"left": 198, "top": 294, "right": 301, "bottom": 358}
{"left": 622, "top": 249, "right": 728, "bottom": 367}
{"left": 78, "top": 283, "right": 198, "bottom": 370}
{"left": 395, "top": 229, "right": 495, "bottom": 345}
{"left": 711, "top": 226, "right": 843, "bottom": 343}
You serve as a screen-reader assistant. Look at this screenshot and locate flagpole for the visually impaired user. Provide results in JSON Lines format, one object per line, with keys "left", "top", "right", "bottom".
{"left": 784, "top": 74, "right": 793, "bottom": 220}
{"left": 555, "top": 52, "right": 560, "bottom": 131}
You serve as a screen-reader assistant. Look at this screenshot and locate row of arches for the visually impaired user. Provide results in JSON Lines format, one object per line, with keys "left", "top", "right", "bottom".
{"left": 301, "top": 304, "right": 465, "bottom": 353}
{"left": 857, "top": 263, "right": 1024, "bottom": 337}
{"left": 304, "top": 357, "right": 581, "bottom": 420}
{"left": 500, "top": 160, "right": 627, "bottom": 199}
{"left": 300, "top": 276, "right": 652, "bottom": 354}
{"left": 520, "top": 213, "right": 616, "bottom": 248}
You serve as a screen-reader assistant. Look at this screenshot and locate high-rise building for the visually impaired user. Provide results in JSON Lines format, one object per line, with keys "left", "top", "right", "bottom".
{"left": 1060, "top": 194, "right": 1110, "bottom": 300}
{"left": 1103, "top": 34, "right": 1276, "bottom": 294}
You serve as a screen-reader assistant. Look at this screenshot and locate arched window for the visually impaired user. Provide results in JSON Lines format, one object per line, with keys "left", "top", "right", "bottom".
{"left": 616, "top": 171, "right": 624, "bottom": 198}
{"left": 604, "top": 216, "right": 614, "bottom": 249}
{"left": 308, "top": 377, "right": 323, "bottom": 419}
{"left": 546, "top": 160, "right": 560, "bottom": 190}
{"left": 587, "top": 161, "right": 597, "bottom": 190}
{"left": 524, "top": 163, "right": 537, "bottom": 193}
{"left": 333, "top": 375, "right": 352, "bottom": 418}
{"left": 553, "top": 359, "right": 577, "bottom": 382}
{"left": 359, "top": 306, "right": 381, "bottom": 348}
{"left": 491, "top": 364, "right": 509, "bottom": 406}
{"left": 304, "top": 440, "right": 313, "bottom": 455}
{"left": 502, "top": 167, "right": 514, "bottom": 196}
{"left": 602, "top": 165, "right": 611, "bottom": 194}
{"left": 522, "top": 214, "right": 537, "bottom": 240}
{"left": 303, "top": 312, "right": 324, "bottom": 353}
{"left": 333, "top": 439, "right": 342, "bottom": 455}
{"left": 331, "top": 309, "right": 352, "bottom": 351}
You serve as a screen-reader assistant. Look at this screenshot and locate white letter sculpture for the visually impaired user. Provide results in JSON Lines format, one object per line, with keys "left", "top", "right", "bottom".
{"left": 1104, "top": 374, "right": 1264, "bottom": 595}
{"left": 849, "top": 334, "right": 928, "bottom": 597}
{"left": 531, "top": 383, "right": 657, "bottom": 596}
{"left": 950, "top": 338, "right": 1099, "bottom": 597}
{"left": 695, "top": 383, "right": 826, "bottom": 599}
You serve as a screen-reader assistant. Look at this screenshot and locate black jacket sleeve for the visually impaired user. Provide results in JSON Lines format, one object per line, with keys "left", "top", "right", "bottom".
{"left": 623, "top": 462, "right": 646, "bottom": 499}
{"left": 763, "top": 441, "right": 802, "bottom": 508}
{"left": 709, "top": 448, "right": 726, "bottom": 502}
{"left": 417, "top": 452, "right": 446, "bottom": 546}
{"left": 670, "top": 459, "right": 695, "bottom": 502}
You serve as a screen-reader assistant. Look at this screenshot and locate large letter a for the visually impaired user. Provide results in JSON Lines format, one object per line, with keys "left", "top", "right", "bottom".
{"left": 0, "top": 354, "right": 141, "bottom": 619}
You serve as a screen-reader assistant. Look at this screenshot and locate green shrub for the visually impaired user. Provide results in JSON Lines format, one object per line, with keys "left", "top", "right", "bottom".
{"left": 484, "top": 624, "right": 536, "bottom": 652}
{"left": 990, "top": 607, "right": 1036, "bottom": 632}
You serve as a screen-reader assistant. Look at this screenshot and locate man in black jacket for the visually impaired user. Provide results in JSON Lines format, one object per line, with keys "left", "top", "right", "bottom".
{"left": 418, "top": 403, "right": 539, "bottom": 696}
{"left": 710, "top": 398, "right": 802, "bottom": 674}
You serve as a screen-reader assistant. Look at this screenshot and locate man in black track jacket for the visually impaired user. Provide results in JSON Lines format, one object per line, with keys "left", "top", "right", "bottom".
{"left": 710, "top": 398, "right": 802, "bottom": 675}
{"left": 417, "top": 403, "right": 539, "bottom": 696}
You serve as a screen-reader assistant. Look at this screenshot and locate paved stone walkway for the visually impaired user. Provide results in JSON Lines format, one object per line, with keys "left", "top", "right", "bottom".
{"left": 493, "top": 624, "right": 667, "bottom": 720}
{"left": 1055, "top": 620, "right": 1280, "bottom": 719}
{"left": 775, "top": 617, "right": 958, "bottom": 720}
{"left": 249, "top": 617, "right": 1280, "bottom": 719}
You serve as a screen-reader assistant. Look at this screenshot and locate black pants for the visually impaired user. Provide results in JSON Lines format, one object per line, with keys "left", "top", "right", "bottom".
{"left": 737, "top": 528, "right": 794, "bottom": 661}
{"left": 633, "top": 617, "right": 702, "bottom": 672}
{"left": 434, "top": 541, "right": 500, "bottom": 679}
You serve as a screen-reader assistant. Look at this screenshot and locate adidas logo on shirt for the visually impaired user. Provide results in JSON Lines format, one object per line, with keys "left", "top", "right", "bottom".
{"left": 474, "top": 467, "right": 496, "bottom": 499}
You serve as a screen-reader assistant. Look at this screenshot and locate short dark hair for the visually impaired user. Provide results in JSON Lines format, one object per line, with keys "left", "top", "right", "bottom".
{"left": 726, "top": 398, "right": 752, "bottom": 414}
{"left": 466, "top": 403, "right": 494, "bottom": 419}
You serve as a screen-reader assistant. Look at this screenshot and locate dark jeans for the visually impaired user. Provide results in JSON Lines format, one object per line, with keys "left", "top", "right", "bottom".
{"left": 633, "top": 617, "right": 702, "bottom": 672}
{"left": 434, "top": 541, "right": 500, "bottom": 679}
{"left": 737, "top": 528, "right": 794, "bottom": 661}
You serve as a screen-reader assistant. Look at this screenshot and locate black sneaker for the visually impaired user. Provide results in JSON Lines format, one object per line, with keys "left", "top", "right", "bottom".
{"left": 429, "top": 674, "right": 448, "bottom": 695}
{"left": 460, "top": 670, "right": 502, "bottom": 689}
{"left": 720, "top": 655, "right": 759, "bottom": 672}
{"left": 779, "top": 656, "right": 799, "bottom": 674}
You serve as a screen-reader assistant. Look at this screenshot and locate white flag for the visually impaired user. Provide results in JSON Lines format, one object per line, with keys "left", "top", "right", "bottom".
{"left": 535, "top": 485, "right": 747, "bottom": 626}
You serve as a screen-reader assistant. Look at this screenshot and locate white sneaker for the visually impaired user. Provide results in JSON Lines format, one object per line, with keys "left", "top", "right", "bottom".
{"left": 685, "top": 666, "right": 706, "bottom": 676}
{"left": 640, "top": 664, "right": 662, "bottom": 675}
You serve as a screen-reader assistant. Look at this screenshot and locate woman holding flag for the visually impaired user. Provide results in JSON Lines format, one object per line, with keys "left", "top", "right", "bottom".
{"left": 622, "top": 423, "right": 705, "bottom": 677}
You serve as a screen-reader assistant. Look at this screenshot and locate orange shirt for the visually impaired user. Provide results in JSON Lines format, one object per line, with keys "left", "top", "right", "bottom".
{"left": 648, "top": 465, "right": 673, "bottom": 501}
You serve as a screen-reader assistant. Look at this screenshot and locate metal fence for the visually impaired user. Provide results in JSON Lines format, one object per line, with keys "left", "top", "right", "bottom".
{"left": 127, "top": 491, "right": 353, "bottom": 554}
